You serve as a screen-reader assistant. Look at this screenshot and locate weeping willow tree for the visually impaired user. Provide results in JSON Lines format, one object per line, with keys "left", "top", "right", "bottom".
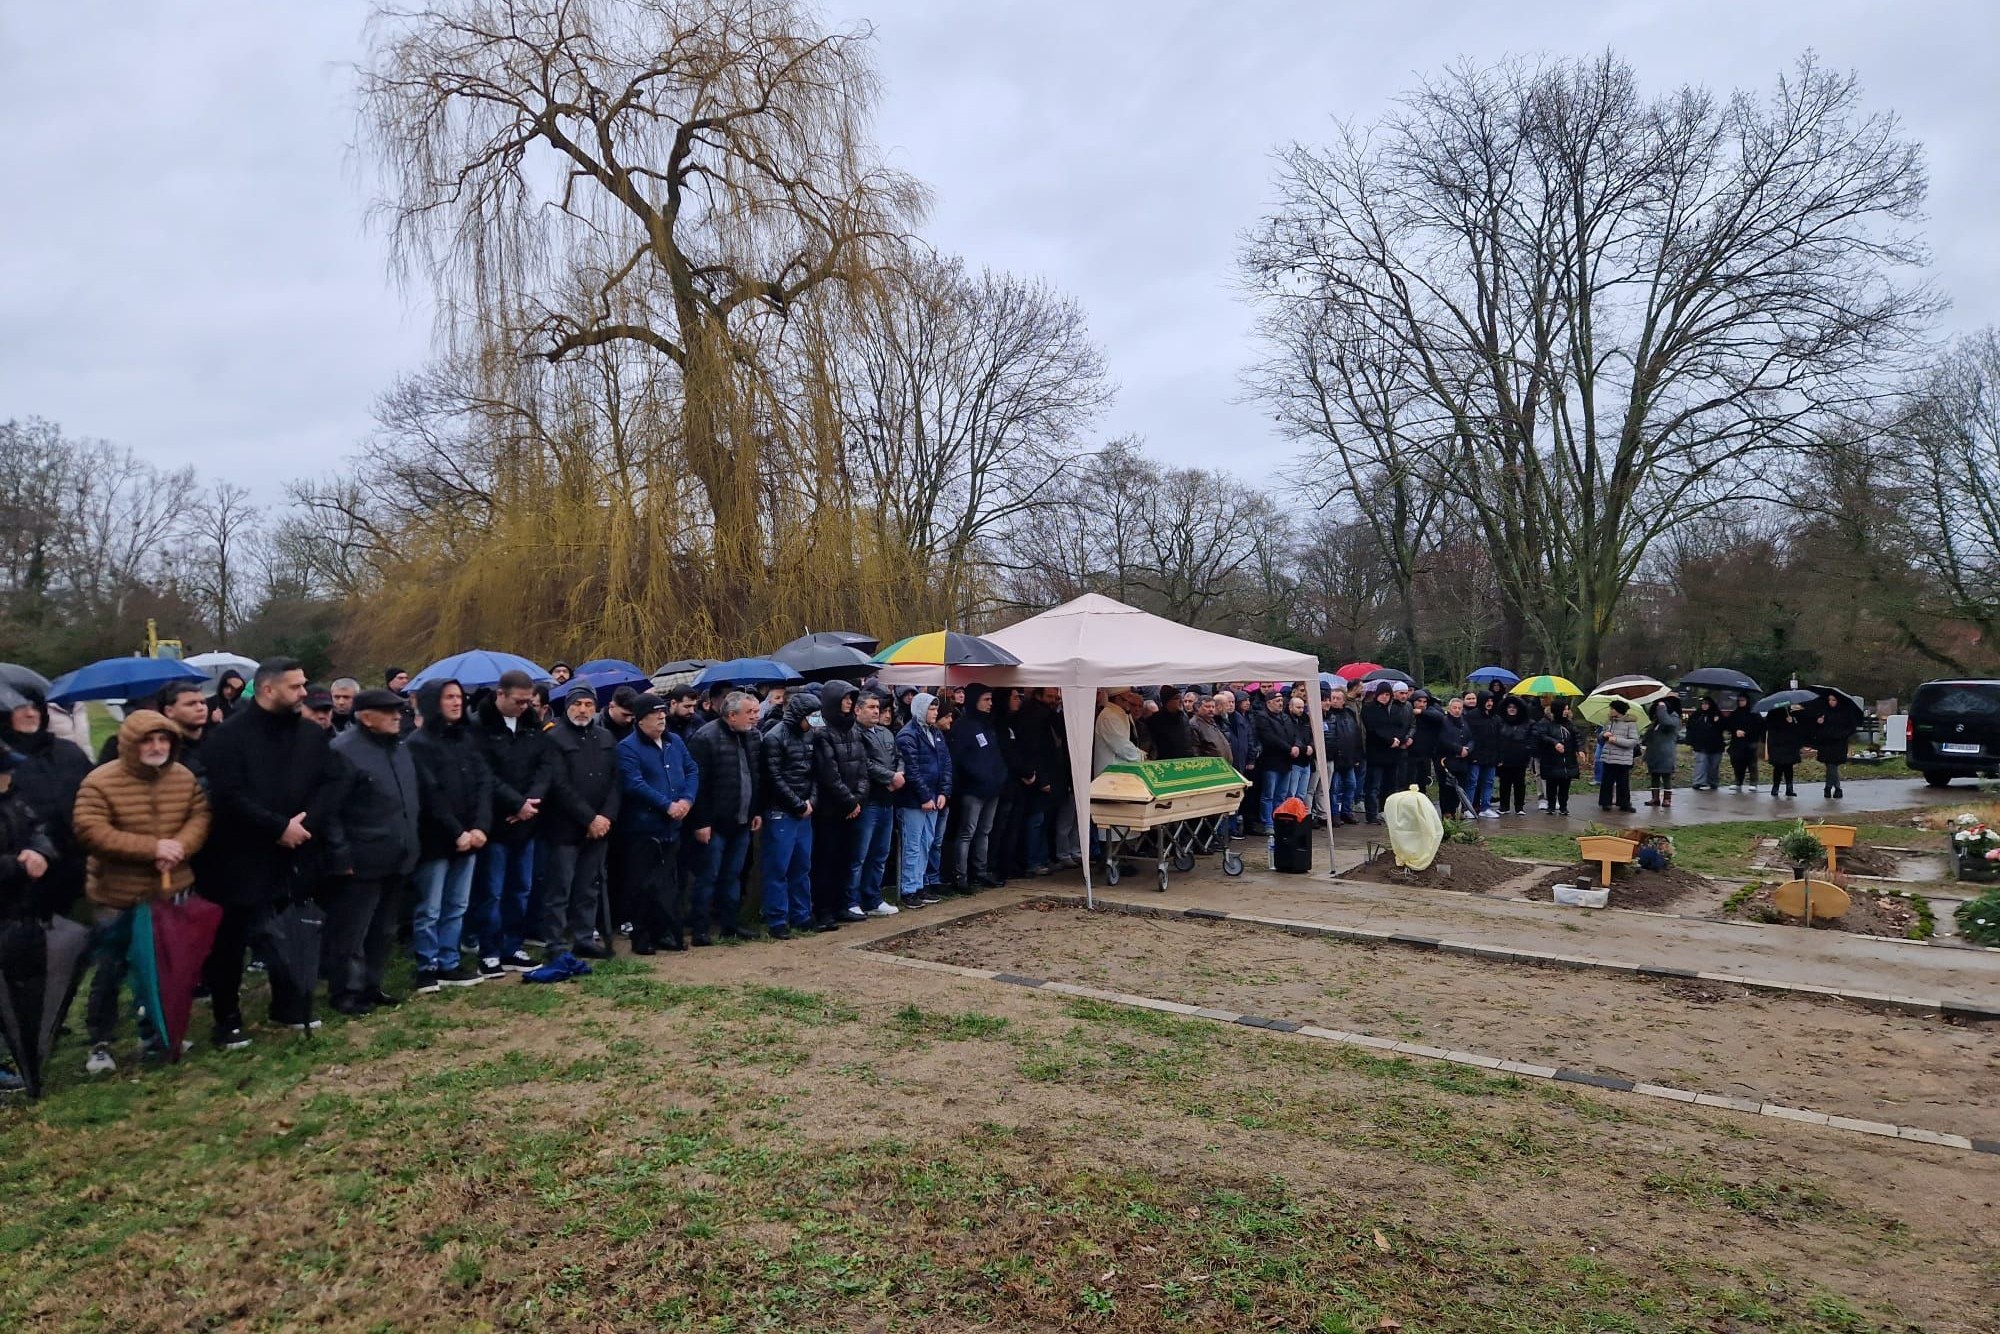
{"left": 355, "top": 0, "right": 932, "bottom": 653}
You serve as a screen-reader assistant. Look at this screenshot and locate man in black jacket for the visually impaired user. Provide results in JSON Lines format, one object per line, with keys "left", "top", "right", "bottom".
{"left": 543, "top": 685, "right": 621, "bottom": 962}
{"left": 810, "top": 681, "right": 868, "bottom": 929}
{"left": 759, "top": 693, "right": 819, "bottom": 938}
{"left": 1406, "top": 692, "right": 1445, "bottom": 798}
{"left": 198, "top": 656, "right": 339, "bottom": 1048}
{"left": 687, "top": 691, "right": 763, "bottom": 941}
{"left": 323, "top": 689, "right": 421, "bottom": 1015}
{"left": 0, "top": 686, "right": 92, "bottom": 919}
{"left": 1146, "top": 686, "right": 1196, "bottom": 761}
{"left": 1322, "top": 686, "right": 1364, "bottom": 825}
{"left": 1359, "top": 682, "right": 1412, "bottom": 824}
{"left": 406, "top": 680, "right": 491, "bottom": 991}
{"left": 470, "top": 669, "right": 553, "bottom": 975}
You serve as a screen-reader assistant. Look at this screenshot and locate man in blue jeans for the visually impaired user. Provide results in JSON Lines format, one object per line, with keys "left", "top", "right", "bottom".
{"left": 686, "top": 690, "right": 762, "bottom": 941}
{"left": 850, "top": 690, "right": 903, "bottom": 916}
{"left": 759, "top": 693, "right": 820, "bottom": 938}
{"left": 470, "top": 670, "right": 553, "bottom": 976}
{"left": 894, "top": 692, "right": 952, "bottom": 908}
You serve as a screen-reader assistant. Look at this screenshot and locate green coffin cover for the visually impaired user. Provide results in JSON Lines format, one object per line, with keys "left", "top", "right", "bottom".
{"left": 1100, "top": 758, "right": 1247, "bottom": 798}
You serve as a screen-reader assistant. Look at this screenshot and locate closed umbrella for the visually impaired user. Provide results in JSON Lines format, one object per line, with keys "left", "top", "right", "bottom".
{"left": 1752, "top": 689, "right": 1817, "bottom": 715}
{"left": 46, "top": 657, "right": 208, "bottom": 705}
{"left": 1510, "top": 675, "right": 1583, "bottom": 697}
{"left": 1589, "top": 674, "right": 1670, "bottom": 701}
{"left": 127, "top": 893, "right": 223, "bottom": 1062}
{"left": 1678, "top": 666, "right": 1762, "bottom": 695}
{"left": 250, "top": 898, "right": 327, "bottom": 1029}
{"left": 1467, "top": 666, "right": 1521, "bottom": 686}
{"left": 407, "top": 650, "right": 551, "bottom": 691}
{"left": 0, "top": 914, "right": 91, "bottom": 1097}
{"left": 693, "top": 657, "right": 804, "bottom": 689}
{"left": 872, "top": 632, "right": 1021, "bottom": 668}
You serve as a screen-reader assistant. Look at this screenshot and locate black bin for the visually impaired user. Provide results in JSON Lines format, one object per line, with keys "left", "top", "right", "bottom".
{"left": 1271, "top": 812, "right": 1313, "bottom": 874}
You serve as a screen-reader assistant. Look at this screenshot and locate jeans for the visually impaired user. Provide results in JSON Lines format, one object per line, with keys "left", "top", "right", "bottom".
{"left": 1328, "top": 764, "right": 1359, "bottom": 817}
{"left": 849, "top": 802, "right": 895, "bottom": 910}
{"left": 760, "top": 811, "right": 814, "bottom": 930}
{"left": 948, "top": 791, "right": 999, "bottom": 885}
{"left": 1468, "top": 763, "right": 1497, "bottom": 812}
{"left": 86, "top": 905, "right": 153, "bottom": 1048}
{"left": 1286, "top": 764, "right": 1313, "bottom": 802}
{"left": 1258, "top": 768, "right": 1285, "bottom": 828}
{"left": 471, "top": 839, "right": 537, "bottom": 960}
{"left": 898, "top": 806, "right": 942, "bottom": 899}
{"left": 689, "top": 823, "right": 754, "bottom": 936}
{"left": 1023, "top": 789, "right": 1053, "bottom": 869}
{"left": 1691, "top": 751, "right": 1724, "bottom": 790}
{"left": 541, "top": 839, "right": 609, "bottom": 952}
{"left": 411, "top": 853, "right": 478, "bottom": 972}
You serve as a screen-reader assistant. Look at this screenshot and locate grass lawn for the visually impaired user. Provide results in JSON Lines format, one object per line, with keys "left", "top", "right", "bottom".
{"left": 3, "top": 939, "right": 1988, "bottom": 1332}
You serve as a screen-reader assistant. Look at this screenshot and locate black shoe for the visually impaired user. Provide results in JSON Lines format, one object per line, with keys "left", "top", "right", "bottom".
{"left": 1833, "top": 787, "right": 1843, "bottom": 799}
{"left": 1339, "top": 813, "right": 1359, "bottom": 825}
{"left": 1787, "top": 788, "right": 1797, "bottom": 798}
{"left": 439, "top": 963, "right": 484, "bottom": 987}
{"left": 977, "top": 875, "right": 1006, "bottom": 889}
{"left": 478, "top": 957, "right": 506, "bottom": 981}
{"left": 900, "top": 896, "right": 924, "bottom": 910}
{"left": 362, "top": 988, "right": 402, "bottom": 1008}
{"left": 768, "top": 925, "right": 793, "bottom": 941}
{"left": 571, "top": 940, "right": 611, "bottom": 960}
{"left": 691, "top": 933, "right": 712, "bottom": 947}
{"left": 632, "top": 939, "right": 658, "bottom": 956}
{"left": 212, "top": 1024, "right": 251, "bottom": 1051}
{"left": 812, "top": 919, "right": 840, "bottom": 934}
{"left": 664, "top": 937, "right": 688, "bottom": 952}
{"left": 413, "top": 970, "right": 442, "bottom": 995}
{"left": 1617, "top": 806, "right": 1637, "bottom": 813}
{"left": 331, "top": 996, "right": 374, "bottom": 1018}
{"left": 499, "top": 950, "right": 537, "bottom": 972}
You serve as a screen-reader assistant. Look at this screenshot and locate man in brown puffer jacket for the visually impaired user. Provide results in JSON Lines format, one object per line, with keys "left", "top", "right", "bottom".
{"left": 72, "top": 709, "right": 211, "bottom": 1074}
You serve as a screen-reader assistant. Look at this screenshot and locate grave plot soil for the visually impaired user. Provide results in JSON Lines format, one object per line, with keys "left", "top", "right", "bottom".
{"left": 1341, "top": 842, "right": 1529, "bottom": 894}
{"left": 1522, "top": 862, "right": 1725, "bottom": 912}
{"left": 878, "top": 902, "right": 2000, "bottom": 1139}
{"left": 1721, "top": 882, "right": 1929, "bottom": 939}
{"left": 1833, "top": 840, "right": 1903, "bottom": 877}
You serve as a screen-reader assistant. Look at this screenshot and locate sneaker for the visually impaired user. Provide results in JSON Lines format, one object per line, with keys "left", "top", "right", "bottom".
{"left": 768, "top": 925, "right": 793, "bottom": 940}
{"left": 440, "top": 963, "right": 485, "bottom": 987}
{"left": 842, "top": 906, "right": 867, "bottom": 921}
{"left": 478, "top": 957, "right": 506, "bottom": 981}
{"left": 86, "top": 1044, "right": 116, "bottom": 1076}
{"left": 0, "top": 1069, "right": 25, "bottom": 1094}
{"left": 213, "top": 1025, "right": 252, "bottom": 1051}
{"left": 1478, "top": 808, "right": 1501, "bottom": 819}
{"left": 900, "top": 896, "right": 924, "bottom": 910}
{"left": 866, "top": 902, "right": 901, "bottom": 917}
{"left": 814, "top": 919, "right": 842, "bottom": 933}
{"left": 499, "top": 950, "right": 538, "bottom": 972}
{"left": 413, "top": 970, "right": 442, "bottom": 995}
{"left": 919, "top": 891, "right": 942, "bottom": 905}
{"left": 282, "top": 1017, "right": 324, "bottom": 1033}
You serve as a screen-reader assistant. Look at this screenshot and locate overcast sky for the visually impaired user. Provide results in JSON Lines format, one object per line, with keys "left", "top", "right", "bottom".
{"left": 3, "top": 1, "right": 1995, "bottom": 498}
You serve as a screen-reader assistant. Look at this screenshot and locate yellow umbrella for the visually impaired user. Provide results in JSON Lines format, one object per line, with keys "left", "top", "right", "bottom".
{"left": 1578, "top": 684, "right": 1674, "bottom": 724}
{"left": 1510, "top": 674, "right": 1581, "bottom": 697}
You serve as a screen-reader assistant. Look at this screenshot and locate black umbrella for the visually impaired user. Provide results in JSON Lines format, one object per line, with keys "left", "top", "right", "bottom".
{"left": 1678, "top": 666, "right": 1762, "bottom": 695}
{"left": 0, "top": 915, "right": 91, "bottom": 1097}
{"left": 1801, "top": 684, "right": 1868, "bottom": 729}
{"left": 250, "top": 898, "right": 326, "bottom": 1028}
{"left": 772, "top": 635, "right": 878, "bottom": 682}
{"left": 1752, "top": 689, "right": 1816, "bottom": 715}
{"left": 0, "top": 664, "right": 51, "bottom": 696}
{"left": 653, "top": 659, "right": 716, "bottom": 677}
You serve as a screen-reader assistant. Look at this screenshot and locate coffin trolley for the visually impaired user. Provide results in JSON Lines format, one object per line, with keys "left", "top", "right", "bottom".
{"left": 1088, "top": 757, "right": 1249, "bottom": 891}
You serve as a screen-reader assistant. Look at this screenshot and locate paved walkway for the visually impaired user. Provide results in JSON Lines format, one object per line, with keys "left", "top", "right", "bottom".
{"left": 1467, "top": 776, "right": 1962, "bottom": 828}
{"left": 1064, "top": 861, "right": 2000, "bottom": 1011}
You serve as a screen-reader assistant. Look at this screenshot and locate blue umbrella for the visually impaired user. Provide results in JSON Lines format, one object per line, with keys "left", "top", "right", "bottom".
{"left": 552, "top": 668, "right": 648, "bottom": 703}
{"left": 46, "top": 657, "right": 207, "bottom": 705}
{"left": 408, "top": 650, "right": 551, "bottom": 691}
{"left": 1468, "top": 666, "right": 1521, "bottom": 686}
{"left": 577, "top": 658, "right": 648, "bottom": 679}
{"left": 693, "top": 657, "right": 803, "bottom": 688}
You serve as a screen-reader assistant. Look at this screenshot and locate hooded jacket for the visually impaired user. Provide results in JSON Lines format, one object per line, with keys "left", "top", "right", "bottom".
{"left": 0, "top": 778, "right": 56, "bottom": 917}
{"left": 405, "top": 683, "right": 494, "bottom": 861}
{"left": 544, "top": 711, "right": 623, "bottom": 844}
{"left": 474, "top": 696, "right": 555, "bottom": 845}
{"left": 1764, "top": 710, "right": 1806, "bottom": 766}
{"left": 895, "top": 695, "right": 953, "bottom": 808}
{"left": 811, "top": 680, "right": 870, "bottom": 816}
{"left": 1533, "top": 710, "right": 1580, "bottom": 780}
{"left": 618, "top": 724, "right": 699, "bottom": 840}
{"left": 199, "top": 694, "right": 340, "bottom": 905}
{"left": 1467, "top": 698, "right": 1502, "bottom": 766}
{"left": 1495, "top": 706, "right": 1536, "bottom": 768}
{"left": 72, "top": 710, "right": 211, "bottom": 909}
{"left": 859, "top": 701, "right": 904, "bottom": 803}
{"left": 1722, "top": 705, "right": 1764, "bottom": 759}
{"left": 1407, "top": 705, "right": 1446, "bottom": 764}
{"left": 0, "top": 690, "right": 93, "bottom": 914}
{"left": 687, "top": 715, "right": 762, "bottom": 830}
{"left": 947, "top": 685, "right": 1009, "bottom": 798}
{"left": 326, "top": 721, "right": 421, "bottom": 878}
{"left": 1219, "top": 704, "right": 1258, "bottom": 773}
{"left": 1642, "top": 701, "right": 1682, "bottom": 776}
{"left": 1685, "top": 703, "right": 1726, "bottom": 754}
{"left": 1435, "top": 710, "right": 1474, "bottom": 774}
{"left": 761, "top": 693, "right": 820, "bottom": 816}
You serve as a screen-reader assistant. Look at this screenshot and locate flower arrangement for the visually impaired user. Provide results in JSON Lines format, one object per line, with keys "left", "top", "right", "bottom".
{"left": 1949, "top": 821, "right": 2000, "bottom": 882}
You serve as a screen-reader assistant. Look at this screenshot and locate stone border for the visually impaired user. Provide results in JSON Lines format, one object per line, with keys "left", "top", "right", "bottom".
{"left": 859, "top": 936, "right": 1999, "bottom": 1158}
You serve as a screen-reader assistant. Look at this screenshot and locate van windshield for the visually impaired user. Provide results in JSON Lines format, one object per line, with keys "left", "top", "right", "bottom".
{"left": 1914, "top": 684, "right": 2000, "bottom": 719}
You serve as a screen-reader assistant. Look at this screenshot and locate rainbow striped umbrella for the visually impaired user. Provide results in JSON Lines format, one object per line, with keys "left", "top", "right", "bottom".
{"left": 1510, "top": 674, "right": 1582, "bottom": 698}
{"left": 872, "top": 631, "right": 1020, "bottom": 668}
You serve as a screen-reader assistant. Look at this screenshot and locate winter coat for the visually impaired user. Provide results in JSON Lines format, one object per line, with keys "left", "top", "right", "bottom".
{"left": 1407, "top": 708, "right": 1445, "bottom": 764}
{"left": 1323, "top": 706, "right": 1364, "bottom": 768}
{"left": 811, "top": 681, "right": 871, "bottom": 816}
{"left": 1220, "top": 708, "right": 1258, "bottom": 773}
{"left": 1685, "top": 706, "right": 1726, "bottom": 755}
{"left": 617, "top": 728, "right": 699, "bottom": 841}
{"left": 72, "top": 710, "right": 211, "bottom": 909}
{"left": 948, "top": 688, "right": 1009, "bottom": 798}
{"left": 0, "top": 787, "right": 56, "bottom": 918}
{"left": 1435, "top": 713, "right": 1474, "bottom": 776}
{"left": 199, "top": 699, "right": 341, "bottom": 905}
{"left": 474, "top": 699, "right": 555, "bottom": 846}
{"left": 325, "top": 725, "right": 421, "bottom": 879}
{"left": 0, "top": 699, "right": 93, "bottom": 914}
{"left": 1467, "top": 704, "right": 1502, "bottom": 766}
{"left": 761, "top": 694, "right": 820, "bottom": 816}
{"left": 1360, "top": 698, "right": 1411, "bottom": 762}
{"left": 1147, "top": 705, "right": 1196, "bottom": 762}
{"left": 1253, "top": 706, "right": 1298, "bottom": 773}
{"left": 1597, "top": 717, "right": 1642, "bottom": 768}
{"left": 1810, "top": 712, "right": 1857, "bottom": 765}
{"left": 686, "top": 717, "right": 762, "bottom": 830}
{"left": 544, "top": 714, "right": 623, "bottom": 845}
{"left": 1764, "top": 712, "right": 1806, "bottom": 766}
{"left": 1722, "top": 708, "right": 1763, "bottom": 760}
{"left": 895, "top": 716, "right": 954, "bottom": 808}
{"left": 1190, "top": 715, "right": 1232, "bottom": 765}
{"left": 1494, "top": 713, "right": 1535, "bottom": 768}
{"left": 860, "top": 720, "right": 904, "bottom": 803}
{"left": 1533, "top": 717, "right": 1580, "bottom": 780}
{"left": 405, "top": 700, "right": 493, "bottom": 862}
{"left": 1012, "top": 697, "right": 1063, "bottom": 790}
{"left": 1640, "top": 703, "right": 1682, "bottom": 777}
{"left": 1286, "top": 709, "right": 1317, "bottom": 765}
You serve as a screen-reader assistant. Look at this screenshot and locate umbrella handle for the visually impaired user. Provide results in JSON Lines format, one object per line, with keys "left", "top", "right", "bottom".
{"left": 159, "top": 866, "right": 172, "bottom": 892}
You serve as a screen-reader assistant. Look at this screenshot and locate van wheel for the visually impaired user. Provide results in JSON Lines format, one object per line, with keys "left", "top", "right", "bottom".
{"left": 1924, "top": 773, "right": 1953, "bottom": 788}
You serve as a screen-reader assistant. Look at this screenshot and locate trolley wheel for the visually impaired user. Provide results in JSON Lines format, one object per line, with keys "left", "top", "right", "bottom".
{"left": 1173, "top": 850, "right": 1196, "bottom": 873}
{"left": 1222, "top": 850, "right": 1244, "bottom": 877}
{"left": 1104, "top": 859, "right": 1121, "bottom": 886}
{"left": 1157, "top": 863, "right": 1171, "bottom": 893}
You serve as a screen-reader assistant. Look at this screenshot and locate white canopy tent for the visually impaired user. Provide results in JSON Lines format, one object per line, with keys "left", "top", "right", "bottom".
{"left": 878, "top": 595, "right": 1334, "bottom": 904}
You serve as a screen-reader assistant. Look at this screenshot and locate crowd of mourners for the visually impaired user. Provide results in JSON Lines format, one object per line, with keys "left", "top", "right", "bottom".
{"left": 0, "top": 658, "right": 1863, "bottom": 1085}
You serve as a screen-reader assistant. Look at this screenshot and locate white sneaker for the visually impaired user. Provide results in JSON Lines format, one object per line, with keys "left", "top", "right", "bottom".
{"left": 866, "top": 902, "right": 901, "bottom": 917}
{"left": 1478, "top": 808, "right": 1501, "bottom": 819}
{"left": 85, "top": 1044, "right": 115, "bottom": 1076}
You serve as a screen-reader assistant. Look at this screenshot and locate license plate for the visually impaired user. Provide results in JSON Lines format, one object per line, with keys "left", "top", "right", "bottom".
{"left": 1940, "top": 742, "right": 1983, "bottom": 755}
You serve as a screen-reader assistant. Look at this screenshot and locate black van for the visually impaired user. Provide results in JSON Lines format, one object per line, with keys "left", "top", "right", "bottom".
{"left": 1907, "top": 680, "right": 2000, "bottom": 786}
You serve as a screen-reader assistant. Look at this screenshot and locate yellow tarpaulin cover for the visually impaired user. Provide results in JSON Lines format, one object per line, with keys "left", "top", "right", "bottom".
{"left": 1383, "top": 786, "right": 1444, "bottom": 871}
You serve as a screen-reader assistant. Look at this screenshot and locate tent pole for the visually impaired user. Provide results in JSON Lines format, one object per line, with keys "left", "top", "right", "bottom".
{"left": 1308, "top": 686, "right": 1337, "bottom": 874}
{"left": 1062, "top": 686, "right": 1097, "bottom": 909}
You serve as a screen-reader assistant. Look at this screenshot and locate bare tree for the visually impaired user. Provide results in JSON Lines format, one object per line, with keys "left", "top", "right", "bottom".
{"left": 185, "top": 481, "right": 263, "bottom": 643}
{"left": 1242, "top": 52, "right": 1934, "bottom": 679}
{"left": 1892, "top": 328, "right": 2000, "bottom": 658}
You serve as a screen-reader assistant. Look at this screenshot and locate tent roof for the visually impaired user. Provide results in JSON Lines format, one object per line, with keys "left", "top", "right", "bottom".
{"left": 879, "top": 594, "right": 1317, "bottom": 687}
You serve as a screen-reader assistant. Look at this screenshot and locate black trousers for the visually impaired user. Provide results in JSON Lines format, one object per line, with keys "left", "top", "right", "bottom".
{"left": 625, "top": 837, "right": 686, "bottom": 948}
{"left": 1729, "top": 752, "right": 1757, "bottom": 787}
{"left": 810, "top": 815, "right": 856, "bottom": 924}
{"left": 1543, "top": 776, "right": 1573, "bottom": 811}
{"left": 1598, "top": 764, "right": 1633, "bottom": 810}
{"left": 1770, "top": 764, "right": 1796, "bottom": 795}
{"left": 1497, "top": 764, "right": 1528, "bottom": 812}
{"left": 203, "top": 899, "right": 308, "bottom": 1029}
{"left": 318, "top": 876, "right": 396, "bottom": 1003}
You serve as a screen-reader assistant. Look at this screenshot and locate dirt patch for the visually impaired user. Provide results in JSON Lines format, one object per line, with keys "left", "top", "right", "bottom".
{"left": 1833, "top": 841, "right": 1903, "bottom": 877}
{"left": 1721, "top": 882, "right": 1928, "bottom": 939}
{"left": 1522, "top": 862, "right": 1722, "bottom": 912}
{"left": 876, "top": 902, "right": 2000, "bottom": 1139}
{"left": 1342, "top": 843, "right": 1529, "bottom": 894}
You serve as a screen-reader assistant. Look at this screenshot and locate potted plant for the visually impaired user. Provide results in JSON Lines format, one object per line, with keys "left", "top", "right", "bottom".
{"left": 1776, "top": 821, "right": 1826, "bottom": 881}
